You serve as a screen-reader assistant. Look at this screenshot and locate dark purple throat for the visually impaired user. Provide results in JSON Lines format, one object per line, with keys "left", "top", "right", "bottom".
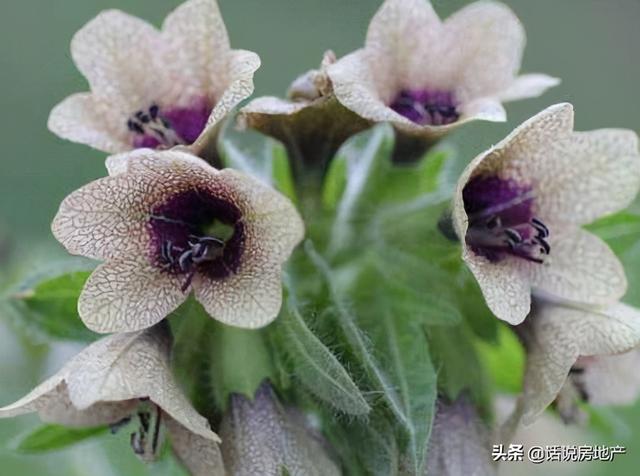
{"left": 390, "top": 89, "right": 459, "bottom": 126}
{"left": 148, "top": 188, "right": 244, "bottom": 291}
{"left": 128, "top": 97, "right": 212, "bottom": 149}
{"left": 462, "top": 176, "right": 550, "bottom": 264}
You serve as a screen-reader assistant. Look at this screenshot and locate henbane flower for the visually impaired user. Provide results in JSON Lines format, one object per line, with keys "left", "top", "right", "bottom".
{"left": 327, "top": 0, "right": 559, "bottom": 143}
{"left": 48, "top": 0, "right": 259, "bottom": 158}
{"left": 0, "top": 324, "right": 225, "bottom": 476}
{"left": 453, "top": 103, "right": 640, "bottom": 324}
{"left": 515, "top": 300, "right": 640, "bottom": 426}
{"left": 52, "top": 149, "right": 304, "bottom": 333}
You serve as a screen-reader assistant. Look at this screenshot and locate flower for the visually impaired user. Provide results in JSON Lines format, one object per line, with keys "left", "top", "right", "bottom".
{"left": 426, "top": 397, "right": 496, "bottom": 476}
{"left": 52, "top": 149, "right": 304, "bottom": 333}
{"left": 220, "top": 381, "right": 340, "bottom": 476}
{"left": 48, "top": 0, "right": 259, "bottom": 159}
{"left": 238, "top": 51, "right": 369, "bottom": 173}
{"left": 453, "top": 103, "right": 640, "bottom": 324}
{"left": 0, "top": 324, "right": 225, "bottom": 476}
{"left": 327, "top": 0, "right": 559, "bottom": 143}
{"left": 554, "top": 348, "right": 640, "bottom": 424}
{"left": 515, "top": 300, "right": 640, "bottom": 425}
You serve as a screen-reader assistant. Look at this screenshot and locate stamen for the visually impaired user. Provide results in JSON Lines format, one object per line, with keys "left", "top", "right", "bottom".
{"left": 127, "top": 104, "right": 184, "bottom": 148}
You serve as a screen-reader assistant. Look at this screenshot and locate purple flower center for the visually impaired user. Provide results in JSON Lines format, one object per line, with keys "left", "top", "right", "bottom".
{"left": 148, "top": 189, "right": 244, "bottom": 291}
{"left": 389, "top": 89, "right": 459, "bottom": 126}
{"left": 463, "top": 176, "right": 550, "bottom": 264}
{"left": 127, "top": 98, "right": 212, "bottom": 149}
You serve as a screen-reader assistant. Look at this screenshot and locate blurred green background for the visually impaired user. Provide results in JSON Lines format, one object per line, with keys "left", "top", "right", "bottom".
{"left": 0, "top": 0, "right": 638, "bottom": 474}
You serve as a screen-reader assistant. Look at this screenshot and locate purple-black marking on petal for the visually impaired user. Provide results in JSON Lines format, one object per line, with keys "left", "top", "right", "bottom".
{"left": 148, "top": 188, "right": 244, "bottom": 290}
{"left": 389, "top": 89, "right": 459, "bottom": 126}
{"left": 463, "top": 176, "right": 550, "bottom": 264}
{"left": 128, "top": 97, "right": 212, "bottom": 149}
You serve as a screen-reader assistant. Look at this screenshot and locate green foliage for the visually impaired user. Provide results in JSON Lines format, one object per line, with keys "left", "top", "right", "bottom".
{"left": 273, "top": 282, "right": 370, "bottom": 415}
{"left": 219, "top": 133, "right": 297, "bottom": 203}
{"left": 208, "top": 318, "right": 276, "bottom": 410}
{"left": 13, "top": 424, "right": 107, "bottom": 453}
{"left": 5, "top": 266, "right": 96, "bottom": 342}
{"left": 306, "top": 242, "right": 437, "bottom": 475}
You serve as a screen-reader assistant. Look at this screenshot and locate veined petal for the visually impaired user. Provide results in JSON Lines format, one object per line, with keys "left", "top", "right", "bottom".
{"left": 466, "top": 103, "right": 575, "bottom": 179}
{"left": 365, "top": 0, "right": 441, "bottom": 96}
{"left": 0, "top": 378, "right": 135, "bottom": 427}
{"left": 439, "top": 1, "right": 524, "bottom": 100}
{"left": 51, "top": 174, "right": 151, "bottom": 261}
{"left": 165, "top": 417, "right": 225, "bottom": 476}
{"left": 535, "top": 129, "right": 640, "bottom": 225}
{"left": 459, "top": 97, "right": 507, "bottom": 123}
{"left": 70, "top": 10, "right": 175, "bottom": 124}
{"left": 579, "top": 350, "right": 640, "bottom": 406}
{"left": 79, "top": 258, "right": 186, "bottom": 333}
{"left": 498, "top": 73, "right": 561, "bottom": 102}
{"left": 218, "top": 169, "right": 305, "bottom": 263}
{"left": 193, "top": 262, "right": 283, "bottom": 329}
{"left": 463, "top": 248, "right": 531, "bottom": 325}
{"left": 48, "top": 93, "right": 130, "bottom": 153}
{"left": 530, "top": 227, "right": 626, "bottom": 307}
{"left": 191, "top": 49, "right": 260, "bottom": 153}
{"left": 162, "top": 0, "right": 231, "bottom": 99}
{"left": 521, "top": 302, "right": 640, "bottom": 425}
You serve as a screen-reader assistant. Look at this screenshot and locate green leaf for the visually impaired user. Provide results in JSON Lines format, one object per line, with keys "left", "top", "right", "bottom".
{"left": 476, "top": 323, "right": 525, "bottom": 394}
{"left": 8, "top": 270, "right": 96, "bottom": 342}
{"left": 209, "top": 318, "right": 276, "bottom": 410}
{"left": 371, "top": 310, "right": 436, "bottom": 475}
{"left": 327, "top": 124, "right": 394, "bottom": 255}
{"left": 427, "top": 324, "right": 489, "bottom": 405}
{"left": 219, "top": 134, "right": 297, "bottom": 203}
{"left": 277, "top": 283, "right": 370, "bottom": 415}
{"left": 306, "top": 241, "right": 436, "bottom": 474}
{"left": 14, "top": 424, "right": 107, "bottom": 453}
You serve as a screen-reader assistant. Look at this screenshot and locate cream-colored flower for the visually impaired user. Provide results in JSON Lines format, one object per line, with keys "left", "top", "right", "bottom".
{"left": 51, "top": 149, "right": 304, "bottom": 333}
{"left": 327, "top": 0, "right": 559, "bottom": 141}
{"left": 48, "top": 0, "right": 259, "bottom": 158}
{"left": 220, "top": 381, "right": 340, "bottom": 476}
{"left": 239, "top": 51, "right": 369, "bottom": 171}
{"left": 0, "top": 324, "right": 224, "bottom": 476}
{"left": 453, "top": 103, "right": 640, "bottom": 324}
{"left": 517, "top": 301, "right": 640, "bottom": 425}
{"left": 426, "top": 397, "right": 496, "bottom": 476}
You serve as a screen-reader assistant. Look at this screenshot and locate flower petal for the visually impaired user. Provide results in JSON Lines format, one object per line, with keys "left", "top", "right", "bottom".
{"left": 194, "top": 262, "right": 283, "bottom": 329}
{"left": 365, "top": 0, "right": 441, "bottom": 96}
{"left": 219, "top": 169, "right": 304, "bottom": 262}
{"left": 536, "top": 129, "right": 640, "bottom": 225}
{"left": 521, "top": 302, "right": 640, "bottom": 425}
{"left": 463, "top": 248, "right": 532, "bottom": 325}
{"left": 439, "top": 1, "right": 525, "bottom": 100}
{"left": 579, "top": 350, "right": 640, "bottom": 406}
{"left": 70, "top": 10, "right": 174, "bottom": 125}
{"left": 498, "top": 74, "right": 561, "bottom": 102}
{"left": 530, "top": 227, "right": 626, "bottom": 307}
{"left": 191, "top": 49, "right": 260, "bottom": 154}
{"left": 52, "top": 174, "right": 151, "bottom": 261}
{"left": 79, "top": 259, "right": 186, "bottom": 333}
{"left": 161, "top": 0, "right": 231, "bottom": 99}
{"left": 48, "top": 93, "right": 130, "bottom": 153}
{"left": 165, "top": 416, "right": 225, "bottom": 476}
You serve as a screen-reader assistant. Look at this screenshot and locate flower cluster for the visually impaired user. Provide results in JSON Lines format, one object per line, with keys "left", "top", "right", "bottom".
{"left": 2, "top": 0, "right": 640, "bottom": 475}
